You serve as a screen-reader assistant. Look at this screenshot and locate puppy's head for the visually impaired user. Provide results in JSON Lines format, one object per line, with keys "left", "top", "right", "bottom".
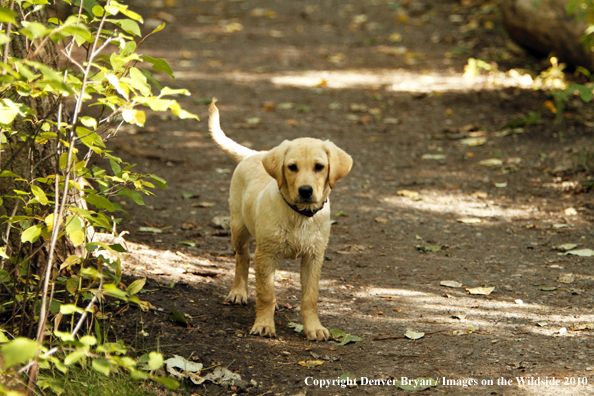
{"left": 262, "top": 138, "right": 352, "bottom": 208}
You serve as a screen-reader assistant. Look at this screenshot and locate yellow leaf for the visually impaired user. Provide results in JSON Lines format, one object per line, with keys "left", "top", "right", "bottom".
{"left": 298, "top": 360, "right": 324, "bottom": 368}
{"left": 466, "top": 286, "right": 494, "bottom": 295}
{"left": 397, "top": 189, "right": 419, "bottom": 198}
{"left": 543, "top": 100, "right": 557, "bottom": 114}
{"left": 45, "top": 213, "right": 55, "bottom": 232}
{"left": 69, "top": 229, "right": 85, "bottom": 246}
{"left": 122, "top": 109, "right": 146, "bottom": 127}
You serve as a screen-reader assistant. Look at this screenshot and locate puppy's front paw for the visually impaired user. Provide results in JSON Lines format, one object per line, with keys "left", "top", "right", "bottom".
{"left": 225, "top": 289, "right": 248, "bottom": 305}
{"left": 304, "top": 325, "right": 331, "bottom": 341}
{"left": 250, "top": 322, "right": 276, "bottom": 338}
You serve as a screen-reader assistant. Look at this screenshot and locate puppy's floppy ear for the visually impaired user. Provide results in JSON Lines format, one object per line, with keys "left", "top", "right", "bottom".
{"left": 325, "top": 141, "right": 353, "bottom": 188}
{"left": 262, "top": 140, "right": 290, "bottom": 189}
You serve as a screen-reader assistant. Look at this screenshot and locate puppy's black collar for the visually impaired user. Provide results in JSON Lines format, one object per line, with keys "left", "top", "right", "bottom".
{"left": 280, "top": 192, "right": 326, "bottom": 217}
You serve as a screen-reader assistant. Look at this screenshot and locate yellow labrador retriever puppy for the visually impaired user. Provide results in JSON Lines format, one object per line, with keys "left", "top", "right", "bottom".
{"left": 208, "top": 99, "right": 352, "bottom": 341}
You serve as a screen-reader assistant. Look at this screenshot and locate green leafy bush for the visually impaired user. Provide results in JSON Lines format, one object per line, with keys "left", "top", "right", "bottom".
{"left": 0, "top": 0, "right": 197, "bottom": 393}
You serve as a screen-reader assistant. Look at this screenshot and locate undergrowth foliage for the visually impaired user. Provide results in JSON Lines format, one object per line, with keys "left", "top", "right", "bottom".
{"left": 0, "top": 0, "right": 196, "bottom": 393}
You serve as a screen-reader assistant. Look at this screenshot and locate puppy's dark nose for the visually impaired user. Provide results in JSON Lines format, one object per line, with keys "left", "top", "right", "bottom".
{"left": 298, "top": 185, "right": 313, "bottom": 199}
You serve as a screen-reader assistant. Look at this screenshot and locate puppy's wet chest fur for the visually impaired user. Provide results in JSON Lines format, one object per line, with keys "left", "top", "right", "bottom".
{"left": 265, "top": 217, "right": 328, "bottom": 259}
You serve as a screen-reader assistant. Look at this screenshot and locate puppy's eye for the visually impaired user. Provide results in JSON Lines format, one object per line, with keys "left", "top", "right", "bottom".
{"left": 314, "top": 164, "right": 324, "bottom": 171}
{"left": 288, "top": 164, "right": 298, "bottom": 172}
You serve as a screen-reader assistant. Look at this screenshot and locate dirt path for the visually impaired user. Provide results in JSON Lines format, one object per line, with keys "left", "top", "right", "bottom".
{"left": 107, "top": 0, "right": 594, "bottom": 394}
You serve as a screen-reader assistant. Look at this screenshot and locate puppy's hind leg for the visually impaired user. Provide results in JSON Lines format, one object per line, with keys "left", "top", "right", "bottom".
{"left": 225, "top": 223, "right": 251, "bottom": 305}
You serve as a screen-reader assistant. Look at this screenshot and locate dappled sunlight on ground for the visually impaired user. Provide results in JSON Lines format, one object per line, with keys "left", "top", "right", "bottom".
{"left": 169, "top": 67, "right": 534, "bottom": 93}
{"left": 381, "top": 190, "right": 540, "bottom": 221}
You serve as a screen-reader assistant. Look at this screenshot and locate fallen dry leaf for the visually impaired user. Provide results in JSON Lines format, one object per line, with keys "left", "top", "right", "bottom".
{"left": 554, "top": 243, "right": 577, "bottom": 252}
{"left": 457, "top": 218, "right": 481, "bottom": 224}
{"left": 460, "top": 137, "right": 486, "bottom": 146}
{"left": 466, "top": 286, "right": 495, "bottom": 295}
{"left": 193, "top": 202, "right": 215, "bottom": 208}
{"left": 557, "top": 273, "right": 575, "bottom": 284}
{"left": 470, "top": 191, "right": 488, "bottom": 199}
{"left": 404, "top": 329, "right": 425, "bottom": 340}
{"left": 479, "top": 158, "right": 503, "bottom": 167}
{"left": 397, "top": 189, "right": 419, "bottom": 198}
{"left": 440, "top": 280, "right": 463, "bottom": 288}
{"left": 374, "top": 216, "right": 388, "bottom": 224}
{"left": 572, "top": 323, "right": 594, "bottom": 331}
{"left": 181, "top": 222, "right": 197, "bottom": 230}
{"left": 298, "top": 360, "right": 325, "bottom": 368}
{"left": 421, "top": 154, "right": 446, "bottom": 160}
{"left": 564, "top": 248, "right": 594, "bottom": 257}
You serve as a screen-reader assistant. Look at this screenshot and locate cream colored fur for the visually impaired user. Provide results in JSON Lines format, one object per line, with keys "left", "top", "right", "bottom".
{"left": 208, "top": 99, "right": 352, "bottom": 341}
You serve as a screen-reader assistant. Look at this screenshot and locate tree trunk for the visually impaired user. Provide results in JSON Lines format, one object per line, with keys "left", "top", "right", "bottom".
{"left": 500, "top": 0, "right": 594, "bottom": 71}
{"left": 1, "top": 6, "right": 61, "bottom": 249}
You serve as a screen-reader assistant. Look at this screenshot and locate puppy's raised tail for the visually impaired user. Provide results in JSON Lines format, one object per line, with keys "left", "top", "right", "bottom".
{"left": 208, "top": 98, "right": 258, "bottom": 163}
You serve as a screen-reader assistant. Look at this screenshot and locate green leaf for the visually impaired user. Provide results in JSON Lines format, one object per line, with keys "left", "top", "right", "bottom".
{"left": 92, "top": 358, "right": 111, "bottom": 376}
{"left": 84, "top": 193, "right": 115, "bottom": 212}
{"left": 416, "top": 245, "right": 441, "bottom": 253}
{"left": 92, "top": 5, "right": 104, "bottom": 17}
{"left": 150, "top": 22, "right": 166, "bottom": 35}
{"left": 30, "top": 184, "right": 49, "bottom": 205}
{"left": 160, "top": 87, "right": 190, "bottom": 96}
{"left": 73, "top": 0, "right": 101, "bottom": 16}
{"left": 130, "top": 370, "right": 149, "bottom": 380}
{"left": 1, "top": 338, "right": 38, "bottom": 368}
{"left": 80, "top": 116, "right": 98, "bottom": 130}
{"left": 126, "top": 67, "right": 151, "bottom": 96}
{"left": 80, "top": 335, "right": 97, "bottom": 346}
{"left": 95, "top": 320, "right": 102, "bottom": 345}
{"left": 111, "top": 18, "right": 141, "bottom": 36}
{"left": 150, "top": 174, "right": 167, "bottom": 189}
{"left": 126, "top": 278, "right": 146, "bottom": 295}
{"left": 0, "top": 7, "right": 18, "bottom": 24}
{"left": 66, "top": 277, "right": 79, "bottom": 295}
{"left": 155, "top": 377, "right": 180, "bottom": 390}
{"left": 110, "top": 159, "right": 122, "bottom": 175}
{"left": 573, "top": 84, "right": 593, "bottom": 102}
{"left": 143, "top": 55, "right": 174, "bottom": 79}
{"left": 0, "top": 98, "right": 31, "bottom": 125}
{"left": 76, "top": 126, "right": 105, "bottom": 148}
{"left": 21, "top": 224, "right": 43, "bottom": 243}
{"left": 61, "top": 24, "right": 93, "bottom": 43}
{"left": 539, "top": 286, "right": 557, "bottom": 291}
{"left": 117, "top": 189, "right": 145, "bottom": 205}
{"left": 147, "top": 351, "right": 164, "bottom": 370}
{"left": 60, "top": 304, "right": 84, "bottom": 315}
{"left": 65, "top": 215, "right": 83, "bottom": 234}
{"left": 169, "top": 308, "right": 188, "bottom": 326}
{"left": 102, "top": 283, "right": 128, "bottom": 300}
{"left": 0, "top": 170, "right": 21, "bottom": 178}
{"left": 64, "top": 350, "right": 86, "bottom": 366}
{"left": 20, "top": 21, "right": 49, "bottom": 40}
{"left": 330, "top": 329, "right": 363, "bottom": 346}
